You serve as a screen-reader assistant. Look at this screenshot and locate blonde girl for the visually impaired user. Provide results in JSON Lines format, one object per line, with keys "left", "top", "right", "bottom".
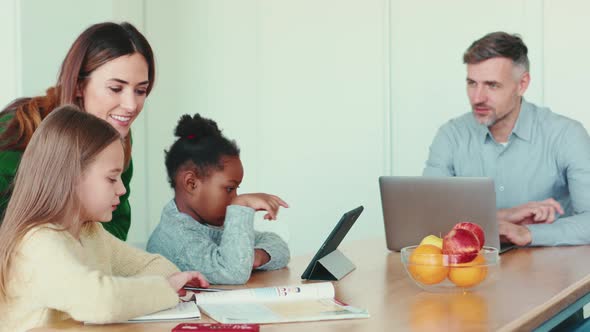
{"left": 0, "top": 106, "right": 208, "bottom": 332}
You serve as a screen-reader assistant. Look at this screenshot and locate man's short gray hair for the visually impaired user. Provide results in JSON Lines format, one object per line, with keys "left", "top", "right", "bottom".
{"left": 463, "top": 32, "right": 529, "bottom": 73}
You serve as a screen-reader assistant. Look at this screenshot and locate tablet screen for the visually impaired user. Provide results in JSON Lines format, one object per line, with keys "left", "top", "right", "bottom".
{"left": 301, "top": 206, "right": 364, "bottom": 280}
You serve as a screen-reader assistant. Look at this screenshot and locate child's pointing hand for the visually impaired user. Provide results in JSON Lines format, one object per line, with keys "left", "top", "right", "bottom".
{"left": 231, "top": 193, "right": 289, "bottom": 220}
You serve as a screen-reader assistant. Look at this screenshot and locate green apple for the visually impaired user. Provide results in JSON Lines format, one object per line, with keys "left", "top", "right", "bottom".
{"left": 420, "top": 235, "right": 443, "bottom": 249}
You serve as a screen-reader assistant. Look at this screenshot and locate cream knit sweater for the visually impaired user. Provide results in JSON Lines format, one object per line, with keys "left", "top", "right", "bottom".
{"left": 0, "top": 222, "right": 180, "bottom": 332}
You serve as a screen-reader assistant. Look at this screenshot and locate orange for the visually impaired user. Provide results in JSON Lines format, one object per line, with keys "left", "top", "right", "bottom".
{"left": 408, "top": 244, "right": 449, "bottom": 285}
{"left": 448, "top": 254, "right": 488, "bottom": 287}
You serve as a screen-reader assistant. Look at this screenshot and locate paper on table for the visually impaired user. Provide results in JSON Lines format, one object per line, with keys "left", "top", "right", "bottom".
{"left": 195, "top": 282, "right": 369, "bottom": 324}
{"left": 127, "top": 301, "right": 201, "bottom": 322}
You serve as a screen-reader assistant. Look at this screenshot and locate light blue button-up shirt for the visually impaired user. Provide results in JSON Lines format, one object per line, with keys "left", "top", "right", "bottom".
{"left": 423, "top": 100, "right": 590, "bottom": 246}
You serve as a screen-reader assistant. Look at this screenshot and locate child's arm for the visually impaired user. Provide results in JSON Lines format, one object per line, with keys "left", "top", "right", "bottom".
{"left": 16, "top": 227, "right": 179, "bottom": 323}
{"left": 227, "top": 193, "right": 290, "bottom": 271}
{"left": 231, "top": 193, "right": 289, "bottom": 220}
{"left": 101, "top": 225, "right": 180, "bottom": 278}
{"left": 253, "top": 231, "right": 291, "bottom": 270}
{"left": 170, "top": 205, "right": 257, "bottom": 285}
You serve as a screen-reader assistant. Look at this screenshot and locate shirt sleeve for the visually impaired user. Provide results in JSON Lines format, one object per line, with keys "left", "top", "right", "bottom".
{"left": 102, "top": 159, "right": 133, "bottom": 240}
{"left": 527, "top": 121, "right": 590, "bottom": 245}
{"left": 175, "top": 205, "right": 256, "bottom": 285}
{"left": 0, "top": 113, "right": 20, "bottom": 220}
{"left": 16, "top": 228, "right": 179, "bottom": 324}
{"left": 254, "top": 231, "right": 290, "bottom": 271}
{"left": 101, "top": 225, "right": 179, "bottom": 278}
{"left": 0, "top": 172, "right": 11, "bottom": 218}
{"left": 0, "top": 150, "right": 21, "bottom": 220}
{"left": 423, "top": 124, "right": 457, "bottom": 176}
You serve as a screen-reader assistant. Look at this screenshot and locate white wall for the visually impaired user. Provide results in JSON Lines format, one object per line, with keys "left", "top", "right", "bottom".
{"left": 3, "top": 1, "right": 590, "bottom": 256}
{"left": 19, "top": 0, "right": 116, "bottom": 96}
{"left": 141, "top": 0, "right": 390, "bottom": 255}
{"left": 0, "top": 0, "right": 19, "bottom": 104}
{"left": 544, "top": 0, "right": 590, "bottom": 122}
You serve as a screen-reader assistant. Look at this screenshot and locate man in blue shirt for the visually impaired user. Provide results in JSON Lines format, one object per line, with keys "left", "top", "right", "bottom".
{"left": 424, "top": 32, "right": 590, "bottom": 247}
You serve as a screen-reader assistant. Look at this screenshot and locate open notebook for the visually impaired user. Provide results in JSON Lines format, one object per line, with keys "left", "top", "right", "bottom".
{"left": 194, "top": 282, "right": 369, "bottom": 324}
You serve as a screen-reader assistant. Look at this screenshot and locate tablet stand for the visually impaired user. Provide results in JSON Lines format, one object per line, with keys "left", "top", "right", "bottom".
{"left": 305, "top": 249, "right": 356, "bottom": 281}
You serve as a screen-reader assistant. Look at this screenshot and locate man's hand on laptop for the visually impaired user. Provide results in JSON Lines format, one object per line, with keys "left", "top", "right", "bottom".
{"left": 499, "top": 222, "right": 532, "bottom": 246}
{"left": 497, "top": 198, "right": 564, "bottom": 225}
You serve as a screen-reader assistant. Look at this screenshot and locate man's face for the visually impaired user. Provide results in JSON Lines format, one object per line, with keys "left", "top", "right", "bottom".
{"left": 466, "top": 57, "right": 529, "bottom": 128}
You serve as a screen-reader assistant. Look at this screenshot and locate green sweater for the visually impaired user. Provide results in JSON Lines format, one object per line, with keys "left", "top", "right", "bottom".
{"left": 0, "top": 113, "right": 132, "bottom": 240}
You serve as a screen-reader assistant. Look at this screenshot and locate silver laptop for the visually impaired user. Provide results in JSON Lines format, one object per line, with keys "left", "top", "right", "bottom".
{"left": 379, "top": 176, "right": 504, "bottom": 252}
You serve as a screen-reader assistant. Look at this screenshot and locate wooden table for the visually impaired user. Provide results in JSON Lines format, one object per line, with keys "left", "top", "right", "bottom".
{"left": 33, "top": 238, "right": 590, "bottom": 332}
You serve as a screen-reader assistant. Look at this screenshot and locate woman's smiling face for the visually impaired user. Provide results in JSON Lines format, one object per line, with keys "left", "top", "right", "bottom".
{"left": 80, "top": 52, "right": 149, "bottom": 138}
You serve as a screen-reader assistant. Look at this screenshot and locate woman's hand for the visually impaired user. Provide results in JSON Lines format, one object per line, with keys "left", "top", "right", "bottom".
{"left": 167, "top": 271, "right": 210, "bottom": 296}
{"left": 231, "top": 193, "right": 289, "bottom": 220}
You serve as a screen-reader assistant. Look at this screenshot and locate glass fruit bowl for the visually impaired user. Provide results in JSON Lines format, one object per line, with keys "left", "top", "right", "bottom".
{"left": 400, "top": 245, "right": 500, "bottom": 292}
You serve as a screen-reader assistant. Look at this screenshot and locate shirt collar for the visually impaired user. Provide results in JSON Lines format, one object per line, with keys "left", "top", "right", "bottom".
{"left": 473, "top": 117, "right": 491, "bottom": 144}
{"left": 472, "top": 98, "right": 533, "bottom": 144}
{"left": 511, "top": 98, "right": 533, "bottom": 142}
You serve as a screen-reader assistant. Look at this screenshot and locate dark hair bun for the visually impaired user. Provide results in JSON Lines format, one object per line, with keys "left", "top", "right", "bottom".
{"left": 174, "top": 114, "right": 221, "bottom": 141}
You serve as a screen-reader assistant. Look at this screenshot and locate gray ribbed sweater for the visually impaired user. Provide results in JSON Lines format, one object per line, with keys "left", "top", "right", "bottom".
{"left": 147, "top": 200, "right": 290, "bottom": 285}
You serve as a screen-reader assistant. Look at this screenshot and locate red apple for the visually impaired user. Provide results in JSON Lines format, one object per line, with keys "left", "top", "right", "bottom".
{"left": 442, "top": 228, "right": 480, "bottom": 264}
{"left": 453, "top": 222, "right": 485, "bottom": 250}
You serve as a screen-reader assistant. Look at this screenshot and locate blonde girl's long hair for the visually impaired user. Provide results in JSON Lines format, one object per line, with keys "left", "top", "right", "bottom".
{"left": 0, "top": 105, "right": 122, "bottom": 302}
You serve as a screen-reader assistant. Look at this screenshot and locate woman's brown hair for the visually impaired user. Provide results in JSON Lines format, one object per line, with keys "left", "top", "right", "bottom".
{"left": 0, "top": 105, "right": 123, "bottom": 302}
{"left": 0, "top": 21, "right": 155, "bottom": 165}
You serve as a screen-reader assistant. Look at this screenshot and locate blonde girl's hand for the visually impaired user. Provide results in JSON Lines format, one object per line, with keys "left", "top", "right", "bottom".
{"left": 167, "top": 271, "right": 210, "bottom": 296}
{"left": 231, "top": 193, "right": 289, "bottom": 220}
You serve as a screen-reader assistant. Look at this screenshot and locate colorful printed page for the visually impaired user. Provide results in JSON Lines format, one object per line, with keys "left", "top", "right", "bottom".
{"left": 195, "top": 282, "right": 334, "bottom": 304}
{"left": 194, "top": 282, "right": 369, "bottom": 324}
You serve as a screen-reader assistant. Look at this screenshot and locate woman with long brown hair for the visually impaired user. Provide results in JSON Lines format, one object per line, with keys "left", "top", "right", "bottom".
{"left": 0, "top": 21, "right": 155, "bottom": 240}
{"left": 0, "top": 105, "right": 208, "bottom": 331}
